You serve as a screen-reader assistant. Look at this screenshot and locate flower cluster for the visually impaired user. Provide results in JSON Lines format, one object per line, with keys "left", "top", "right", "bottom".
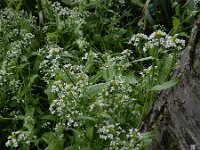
{"left": 51, "top": 1, "right": 88, "bottom": 36}
{"left": 44, "top": 62, "right": 90, "bottom": 127}
{"left": 100, "top": 49, "right": 132, "bottom": 74}
{"left": 39, "top": 45, "right": 63, "bottom": 82}
{"left": 49, "top": 98, "right": 66, "bottom": 116}
{"left": 97, "top": 121, "right": 143, "bottom": 150}
{"left": 5, "top": 131, "right": 34, "bottom": 148}
{"left": 1, "top": 1, "right": 157, "bottom": 149}
{"left": 89, "top": 75, "right": 137, "bottom": 124}
{"left": 129, "top": 30, "right": 185, "bottom": 53}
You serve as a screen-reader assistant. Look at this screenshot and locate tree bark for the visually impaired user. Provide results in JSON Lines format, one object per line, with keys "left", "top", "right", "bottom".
{"left": 141, "top": 15, "right": 200, "bottom": 150}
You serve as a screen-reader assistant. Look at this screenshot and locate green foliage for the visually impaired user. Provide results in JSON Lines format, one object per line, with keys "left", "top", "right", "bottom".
{"left": 0, "top": 0, "right": 191, "bottom": 149}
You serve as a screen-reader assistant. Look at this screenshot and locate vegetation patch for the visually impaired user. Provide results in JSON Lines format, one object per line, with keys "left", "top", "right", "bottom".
{"left": 0, "top": 0, "right": 196, "bottom": 149}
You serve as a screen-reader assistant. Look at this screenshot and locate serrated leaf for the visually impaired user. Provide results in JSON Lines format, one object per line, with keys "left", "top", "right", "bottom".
{"left": 150, "top": 79, "right": 179, "bottom": 91}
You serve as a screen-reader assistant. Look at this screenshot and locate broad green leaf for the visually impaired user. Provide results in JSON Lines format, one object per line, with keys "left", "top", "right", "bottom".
{"left": 62, "top": 0, "right": 72, "bottom": 5}
{"left": 102, "top": 65, "right": 116, "bottom": 81}
{"left": 130, "top": 0, "right": 144, "bottom": 7}
{"left": 173, "top": 17, "right": 181, "bottom": 28}
{"left": 87, "top": 83, "right": 108, "bottom": 97}
{"left": 76, "top": 116, "right": 97, "bottom": 122}
{"left": 25, "top": 106, "right": 35, "bottom": 116}
{"left": 86, "top": 127, "right": 94, "bottom": 141}
{"left": 121, "top": 75, "right": 138, "bottom": 85}
{"left": 45, "top": 82, "right": 57, "bottom": 101}
{"left": 97, "top": 112, "right": 111, "bottom": 118}
{"left": 16, "top": 115, "right": 25, "bottom": 120}
{"left": 42, "top": 132, "right": 55, "bottom": 143}
{"left": 40, "top": 115, "right": 56, "bottom": 121}
{"left": 42, "top": 132, "right": 64, "bottom": 150}
{"left": 144, "top": 8, "right": 154, "bottom": 25}
{"left": 45, "top": 140, "right": 63, "bottom": 150}
{"left": 57, "top": 16, "right": 64, "bottom": 32}
{"left": 63, "top": 67, "right": 76, "bottom": 85}
{"left": 29, "top": 74, "right": 39, "bottom": 87}
{"left": 150, "top": 79, "right": 180, "bottom": 91}
{"left": 65, "top": 146, "right": 91, "bottom": 150}
{"left": 32, "top": 57, "right": 41, "bottom": 74}
{"left": 84, "top": 50, "right": 94, "bottom": 72}
{"left": 157, "top": 54, "right": 174, "bottom": 84}
{"left": 20, "top": 19, "right": 32, "bottom": 31}
{"left": 89, "top": 71, "right": 102, "bottom": 83}
{"left": 24, "top": 106, "right": 35, "bottom": 131}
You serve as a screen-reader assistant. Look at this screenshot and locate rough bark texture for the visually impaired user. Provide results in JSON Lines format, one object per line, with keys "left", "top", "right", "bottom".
{"left": 141, "top": 15, "right": 200, "bottom": 150}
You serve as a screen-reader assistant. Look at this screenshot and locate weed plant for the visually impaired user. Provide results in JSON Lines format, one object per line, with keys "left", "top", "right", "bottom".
{"left": 0, "top": 0, "right": 192, "bottom": 149}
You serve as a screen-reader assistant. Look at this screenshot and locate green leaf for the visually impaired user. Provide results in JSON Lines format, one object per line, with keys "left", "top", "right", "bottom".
{"left": 42, "top": 132, "right": 54, "bottom": 143}
{"left": 42, "top": 132, "right": 64, "bottom": 150}
{"left": 45, "top": 82, "right": 57, "bottom": 101}
{"left": 40, "top": 115, "right": 56, "bottom": 121}
{"left": 29, "top": 74, "right": 39, "bottom": 87}
{"left": 102, "top": 65, "right": 116, "bottom": 81}
{"left": 121, "top": 75, "right": 138, "bottom": 85}
{"left": 76, "top": 116, "right": 97, "bottom": 122}
{"left": 150, "top": 79, "right": 180, "bottom": 91}
{"left": 45, "top": 140, "right": 64, "bottom": 150}
{"left": 157, "top": 54, "right": 174, "bottom": 84}
{"left": 144, "top": 8, "right": 154, "bottom": 25}
{"left": 132, "top": 56, "right": 154, "bottom": 63}
{"left": 86, "top": 127, "right": 93, "bottom": 141}
{"left": 16, "top": 115, "right": 25, "bottom": 120}
{"left": 62, "top": 0, "right": 72, "bottom": 5}
{"left": 89, "top": 71, "right": 102, "bottom": 83}
{"left": 63, "top": 67, "right": 76, "bottom": 85}
{"left": 57, "top": 16, "right": 64, "bottom": 32}
{"left": 25, "top": 106, "right": 35, "bottom": 116}
{"left": 87, "top": 83, "right": 108, "bottom": 97}
{"left": 84, "top": 50, "right": 94, "bottom": 72}
{"left": 172, "top": 17, "right": 181, "bottom": 27}
{"left": 97, "top": 112, "right": 111, "bottom": 119}
{"left": 130, "top": 0, "right": 144, "bottom": 7}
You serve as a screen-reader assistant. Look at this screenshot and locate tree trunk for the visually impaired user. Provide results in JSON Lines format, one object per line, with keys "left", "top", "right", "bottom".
{"left": 141, "top": 15, "right": 200, "bottom": 150}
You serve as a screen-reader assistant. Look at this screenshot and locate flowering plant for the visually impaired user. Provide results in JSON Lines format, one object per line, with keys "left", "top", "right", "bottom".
{"left": 0, "top": 1, "right": 186, "bottom": 150}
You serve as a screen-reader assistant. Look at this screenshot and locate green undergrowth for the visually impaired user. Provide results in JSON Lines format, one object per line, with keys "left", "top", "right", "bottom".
{"left": 0, "top": 0, "right": 196, "bottom": 149}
